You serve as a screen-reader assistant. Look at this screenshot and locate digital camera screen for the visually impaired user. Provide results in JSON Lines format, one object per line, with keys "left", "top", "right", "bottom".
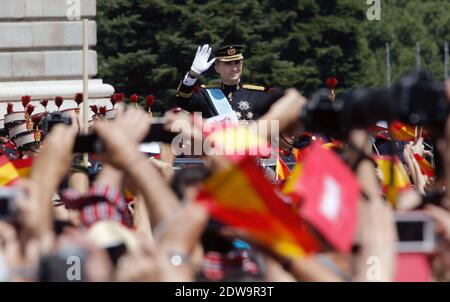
{"left": 0, "top": 198, "right": 10, "bottom": 216}
{"left": 397, "top": 221, "right": 424, "bottom": 242}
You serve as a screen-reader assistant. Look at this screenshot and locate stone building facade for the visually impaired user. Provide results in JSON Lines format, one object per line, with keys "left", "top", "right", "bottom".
{"left": 0, "top": 0, "right": 114, "bottom": 117}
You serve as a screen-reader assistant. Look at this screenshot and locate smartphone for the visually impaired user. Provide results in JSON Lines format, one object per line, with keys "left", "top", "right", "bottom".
{"left": 142, "top": 121, "right": 178, "bottom": 144}
{"left": 0, "top": 187, "right": 22, "bottom": 222}
{"left": 73, "top": 133, "right": 105, "bottom": 153}
{"left": 41, "top": 111, "right": 72, "bottom": 136}
{"left": 395, "top": 211, "right": 436, "bottom": 253}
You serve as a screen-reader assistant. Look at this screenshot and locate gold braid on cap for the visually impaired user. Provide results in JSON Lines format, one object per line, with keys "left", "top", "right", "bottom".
{"left": 215, "top": 54, "right": 244, "bottom": 62}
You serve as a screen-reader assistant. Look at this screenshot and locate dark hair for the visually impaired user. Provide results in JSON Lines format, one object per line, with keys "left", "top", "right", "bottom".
{"left": 374, "top": 139, "right": 408, "bottom": 163}
{"left": 170, "top": 166, "right": 211, "bottom": 200}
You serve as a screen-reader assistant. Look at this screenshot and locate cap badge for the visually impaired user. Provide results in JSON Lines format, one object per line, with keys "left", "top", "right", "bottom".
{"left": 227, "top": 47, "right": 236, "bottom": 55}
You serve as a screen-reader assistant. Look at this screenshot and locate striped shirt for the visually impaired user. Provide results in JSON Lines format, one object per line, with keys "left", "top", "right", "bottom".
{"left": 61, "top": 184, "right": 133, "bottom": 229}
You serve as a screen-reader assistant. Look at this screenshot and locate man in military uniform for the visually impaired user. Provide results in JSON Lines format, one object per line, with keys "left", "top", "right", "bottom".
{"left": 176, "top": 44, "right": 269, "bottom": 122}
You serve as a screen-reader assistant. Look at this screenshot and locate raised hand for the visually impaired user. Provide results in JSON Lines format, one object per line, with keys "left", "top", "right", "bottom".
{"left": 190, "top": 44, "right": 215, "bottom": 76}
{"left": 353, "top": 199, "right": 397, "bottom": 282}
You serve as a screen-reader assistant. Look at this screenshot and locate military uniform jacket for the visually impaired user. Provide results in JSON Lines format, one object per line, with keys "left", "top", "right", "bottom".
{"left": 176, "top": 79, "right": 270, "bottom": 121}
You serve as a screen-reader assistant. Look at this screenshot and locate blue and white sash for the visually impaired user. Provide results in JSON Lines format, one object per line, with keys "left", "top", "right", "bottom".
{"left": 205, "top": 88, "right": 238, "bottom": 123}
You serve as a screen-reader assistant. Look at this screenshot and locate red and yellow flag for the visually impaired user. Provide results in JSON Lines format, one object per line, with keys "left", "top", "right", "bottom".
{"left": 413, "top": 153, "right": 435, "bottom": 177}
{"left": 275, "top": 157, "right": 290, "bottom": 181}
{"left": 281, "top": 163, "right": 303, "bottom": 209}
{"left": 0, "top": 156, "right": 20, "bottom": 186}
{"left": 196, "top": 157, "right": 322, "bottom": 258}
{"left": 11, "top": 158, "right": 33, "bottom": 178}
{"left": 292, "top": 148, "right": 301, "bottom": 162}
{"left": 322, "top": 140, "right": 344, "bottom": 151}
{"left": 282, "top": 163, "right": 303, "bottom": 196}
{"left": 282, "top": 143, "right": 360, "bottom": 252}
{"left": 374, "top": 156, "right": 411, "bottom": 204}
{"left": 389, "top": 122, "right": 416, "bottom": 141}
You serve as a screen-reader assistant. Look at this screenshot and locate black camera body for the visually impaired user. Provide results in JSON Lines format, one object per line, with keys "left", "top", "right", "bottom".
{"left": 0, "top": 187, "right": 23, "bottom": 222}
{"left": 395, "top": 211, "right": 436, "bottom": 253}
{"left": 301, "top": 71, "right": 449, "bottom": 139}
{"left": 41, "top": 111, "right": 72, "bottom": 136}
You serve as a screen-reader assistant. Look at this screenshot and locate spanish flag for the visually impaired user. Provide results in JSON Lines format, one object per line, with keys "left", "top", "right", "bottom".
{"left": 292, "top": 148, "right": 301, "bottom": 162}
{"left": 322, "top": 140, "right": 344, "bottom": 151}
{"left": 374, "top": 156, "right": 411, "bottom": 204}
{"left": 281, "top": 142, "right": 360, "bottom": 252}
{"left": 282, "top": 164, "right": 303, "bottom": 194}
{"left": 281, "top": 163, "right": 303, "bottom": 208}
{"left": 196, "top": 157, "right": 322, "bottom": 258}
{"left": 389, "top": 122, "right": 416, "bottom": 141}
{"left": 413, "top": 153, "right": 435, "bottom": 177}
{"left": 275, "top": 157, "right": 290, "bottom": 181}
{"left": 0, "top": 156, "right": 20, "bottom": 186}
{"left": 11, "top": 158, "right": 33, "bottom": 178}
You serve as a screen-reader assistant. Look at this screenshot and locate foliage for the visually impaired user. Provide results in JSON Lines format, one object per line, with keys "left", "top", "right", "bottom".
{"left": 96, "top": 0, "right": 450, "bottom": 111}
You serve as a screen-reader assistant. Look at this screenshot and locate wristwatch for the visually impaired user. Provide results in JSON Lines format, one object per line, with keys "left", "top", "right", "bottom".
{"left": 187, "top": 71, "right": 198, "bottom": 79}
{"left": 183, "top": 72, "right": 198, "bottom": 86}
{"left": 168, "top": 251, "right": 190, "bottom": 267}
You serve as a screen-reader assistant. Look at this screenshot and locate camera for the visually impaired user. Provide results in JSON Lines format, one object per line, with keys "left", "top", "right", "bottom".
{"left": 41, "top": 111, "right": 72, "bottom": 136}
{"left": 395, "top": 211, "right": 436, "bottom": 253}
{"left": 301, "top": 71, "right": 449, "bottom": 138}
{"left": 73, "top": 119, "right": 177, "bottom": 154}
{"left": 38, "top": 246, "right": 87, "bottom": 281}
{"left": 0, "top": 187, "right": 24, "bottom": 222}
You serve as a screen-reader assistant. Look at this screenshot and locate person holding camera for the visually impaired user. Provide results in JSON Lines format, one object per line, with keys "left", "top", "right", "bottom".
{"left": 175, "top": 44, "right": 270, "bottom": 122}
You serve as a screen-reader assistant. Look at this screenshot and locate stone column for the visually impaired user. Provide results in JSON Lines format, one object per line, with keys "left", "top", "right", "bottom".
{"left": 0, "top": 0, "right": 114, "bottom": 117}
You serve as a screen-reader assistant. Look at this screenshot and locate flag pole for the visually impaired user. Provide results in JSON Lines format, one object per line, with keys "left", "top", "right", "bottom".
{"left": 416, "top": 42, "right": 421, "bottom": 70}
{"left": 385, "top": 42, "right": 395, "bottom": 202}
{"left": 445, "top": 42, "right": 449, "bottom": 80}
{"left": 386, "top": 42, "right": 391, "bottom": 86}
{"left": 82, "top": 19, "right": 89, "bottom": 166}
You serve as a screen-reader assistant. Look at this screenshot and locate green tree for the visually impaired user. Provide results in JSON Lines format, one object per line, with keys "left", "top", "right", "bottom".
{"left": 96, "top": 0, "right": 449, "bottom": 112}
{"left": 363, "top": 0, "right": 450, "bottom": 84}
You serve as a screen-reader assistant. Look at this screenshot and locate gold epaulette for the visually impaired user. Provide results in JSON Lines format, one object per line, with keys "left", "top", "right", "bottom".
{"left": 242, "top": 84, "right": 265, "bottom": 91}
{"left": 201, "top": 84, "right": 220, "bottom": 89}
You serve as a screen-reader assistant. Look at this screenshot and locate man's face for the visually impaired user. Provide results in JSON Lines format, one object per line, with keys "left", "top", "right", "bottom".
{"left": 214, "top": 60, "right": 243, "bottom": 85}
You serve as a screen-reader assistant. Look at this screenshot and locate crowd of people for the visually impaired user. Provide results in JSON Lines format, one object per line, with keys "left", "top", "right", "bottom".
{"left": 0, "top": 43, "right": 450, "bottom": 282}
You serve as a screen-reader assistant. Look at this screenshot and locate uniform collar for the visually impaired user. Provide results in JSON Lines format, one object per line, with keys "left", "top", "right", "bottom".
{"left": 220, "top": 82, "right": 241, "bottom": 96}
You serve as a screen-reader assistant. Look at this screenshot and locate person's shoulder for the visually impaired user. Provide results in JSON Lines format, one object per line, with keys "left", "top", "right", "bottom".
{"left": 242, "top": 84, "right": 266, "bottom": 92}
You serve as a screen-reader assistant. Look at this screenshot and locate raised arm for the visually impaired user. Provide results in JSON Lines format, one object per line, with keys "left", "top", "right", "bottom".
{"left": 94, "top": 107, "right": 180, "bottom": 228}
{"left": 30, "top": 120, "right": 78, "bottom": 236}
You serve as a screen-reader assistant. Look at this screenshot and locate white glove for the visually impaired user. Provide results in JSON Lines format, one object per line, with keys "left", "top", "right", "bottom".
{"left": 190, "top": 44, "right": 215, "bottom": 75}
